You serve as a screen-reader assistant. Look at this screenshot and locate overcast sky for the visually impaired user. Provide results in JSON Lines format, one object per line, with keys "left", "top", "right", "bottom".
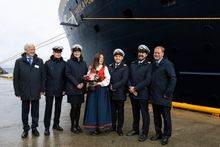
{"left": 0, "top": 0, "right": 70, "bottom": 68}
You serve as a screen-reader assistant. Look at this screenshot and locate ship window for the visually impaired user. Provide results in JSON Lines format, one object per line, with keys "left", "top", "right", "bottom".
{"left": 75, "top": 0, "right": 78, "bottom": 4}
{"left": 203, "top": 25, "right": 214, "bottom": 31}
{"left": 123, "top": 9, "right": 133, "bottom": 18}
{"left": 161, "top": 0, "right": 176, "bottom": 7}
{"left": 94, "top": 25, "right": 100, "bottom": 32}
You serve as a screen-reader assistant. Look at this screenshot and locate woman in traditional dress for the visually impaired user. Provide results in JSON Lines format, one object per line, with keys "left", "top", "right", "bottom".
{"left": 83, "top": 53, "right": 112, "bottom": 135}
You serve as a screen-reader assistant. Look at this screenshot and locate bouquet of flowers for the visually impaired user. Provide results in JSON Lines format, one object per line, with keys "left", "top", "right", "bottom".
{"left": 84, "top": 68, "right": 102, "bottom": 89}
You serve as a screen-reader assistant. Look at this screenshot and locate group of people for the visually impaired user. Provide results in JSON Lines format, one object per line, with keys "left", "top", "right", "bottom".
{"left": 13, "top": 42, "right": 176, "bottom": 145}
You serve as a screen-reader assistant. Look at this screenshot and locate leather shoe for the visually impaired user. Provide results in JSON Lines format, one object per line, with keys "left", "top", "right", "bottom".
{"left": 32, "top": 128, "right": 40, "bottom": 137}
{"left": 138, "top": 133, "right": 147, "bottom": 142}
{"left": 93, "top": 130, "right": 100, "bottom": 135}
{"left": 150, "top": 134, "right": 162, "bottom": 141}
{"left": 21, "top": 131, "right": 28, "bottom": 138}
{"left": 117, "top": 129, "right": 123, "bottom": 136}
{"left": 71, "top": 127, "right": 80, "bottom": 134}
{"left": 89, "top": 130, "right": 100, "bottom": 135}
{"left": 126, "top": 130, "right": 139, "bottom": 136}
{"left": 161, "top": 137, "right": 169, "bottom": 145}
{"left": 76, "top": 126, "right": 83, "bottom": 133}
{"left": 44, "top": 129, "right": 50, "bottom": 136}
{"left": 53, "top": 125, "right": 63, "bottom": 131}
{"left": 111, "top": 128, "right": 116, "bottom": 132}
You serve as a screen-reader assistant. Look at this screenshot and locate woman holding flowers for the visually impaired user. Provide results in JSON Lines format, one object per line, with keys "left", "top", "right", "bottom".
{"left": 83, "top": 53, "right": 112, "bottom": 135}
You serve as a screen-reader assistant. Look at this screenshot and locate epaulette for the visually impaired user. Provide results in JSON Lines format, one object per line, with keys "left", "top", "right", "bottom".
{"left": 148, "top": 62, "right": 151, "bottom": 64}
{"left": 123, "top": 64, "right": 127, "bottom": 67}
{"left": 131, "top": 61, "right": 136, "bottom": 64}
{"left": 109, "top": 64, "right": 113, "bottom": 67}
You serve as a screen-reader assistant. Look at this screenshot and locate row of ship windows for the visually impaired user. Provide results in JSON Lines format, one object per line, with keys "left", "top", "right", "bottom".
{"left": 74, "top": 0, "right": 176, "bottom": 7}
{"left": 162, "top": 0, "right": 176, "bottom": 7}
{"left": 69, "top": 0, "right": 177, "bottom": 29}
{"left": 76, "top": 0, "right": 177, "bottom": 21}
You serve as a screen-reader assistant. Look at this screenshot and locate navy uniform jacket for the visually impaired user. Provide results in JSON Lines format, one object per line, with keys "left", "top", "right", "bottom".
{"left": 65, "top": 56, "right": 88, "bottom": 96}
{"left": 150, "top": 58, "right": 177, "bottom": 107}
{"left": 109, "top": 62, "right": 129, "bottom": 101}
{"left": 44, "top": 55, "right": 66, "bottom": 97}
{"left": 13, "top": 53, "right": 44, "bottom": 100}
{"left": 128, "top": 59, "right": 152, "bottom": 100}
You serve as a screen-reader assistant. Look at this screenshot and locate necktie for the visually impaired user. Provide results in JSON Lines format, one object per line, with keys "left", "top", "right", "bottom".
{"left": 27, "top": 58, "right": 32, "bottom": 65}
{"left": 156, "top": 61, "right": 159, "bottom": 67}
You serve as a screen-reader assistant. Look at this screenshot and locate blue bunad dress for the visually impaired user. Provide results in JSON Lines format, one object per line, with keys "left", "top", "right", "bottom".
{"left": 83, "top": 65, "right": 112, "bottom": 133}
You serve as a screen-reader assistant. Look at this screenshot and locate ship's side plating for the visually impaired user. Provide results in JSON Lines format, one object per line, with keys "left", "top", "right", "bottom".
{"left": 59, "top": 0, "right": 220, "bottom": 107}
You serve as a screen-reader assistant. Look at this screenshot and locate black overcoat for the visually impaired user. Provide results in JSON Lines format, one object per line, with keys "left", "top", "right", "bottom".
{"left": 13, "top": 53, "right": 44, "bottom": 100}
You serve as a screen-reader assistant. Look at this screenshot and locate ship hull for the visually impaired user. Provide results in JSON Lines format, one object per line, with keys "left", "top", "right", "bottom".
{"left": 59, "top": 0, "right": 220, "bottom": 107}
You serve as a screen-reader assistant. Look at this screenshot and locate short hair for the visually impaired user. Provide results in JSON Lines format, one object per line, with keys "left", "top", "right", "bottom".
{"left": 155, "top": 46, "right": 165, "bottom": 53}
{"left": 24, "top": 43, "right": 35, "bottom": 50}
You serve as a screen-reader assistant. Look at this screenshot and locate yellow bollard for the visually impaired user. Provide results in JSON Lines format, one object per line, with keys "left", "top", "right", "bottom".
{"left": 172, "top": 102, "right": 220, "bottom": 115}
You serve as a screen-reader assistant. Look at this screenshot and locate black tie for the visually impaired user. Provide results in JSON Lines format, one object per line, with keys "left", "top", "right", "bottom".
{"left": 156, "top": 61, "right": 159, "bottom": 67}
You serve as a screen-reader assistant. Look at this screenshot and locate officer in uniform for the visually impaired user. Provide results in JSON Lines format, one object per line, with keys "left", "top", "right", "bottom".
{"left": 66, "top": 44, "right": 88, "bottom": 134}
{"left": 150, "top": 46, "right": 176, "bottom": 145}
{"left": 44, "top": 46, "right": 66, "bottom": 136}
{"left": 126, "top": 44, "right": 152, "bottom": 142}
{"left": 109, "top": 49, "right": 129, "bottom": 136}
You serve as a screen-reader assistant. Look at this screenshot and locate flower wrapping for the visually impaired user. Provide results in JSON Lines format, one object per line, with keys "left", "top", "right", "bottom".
{"left": 84, "top": 68, "right": 102, "bottom": 87}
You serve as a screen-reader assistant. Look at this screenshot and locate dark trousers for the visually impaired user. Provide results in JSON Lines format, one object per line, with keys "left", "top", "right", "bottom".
{"left": 22, "top": 100, "right": 39, "bottom": 131}
{"left": 44, "top": 96, "right": 63, "bottom": 129}
{"left": 130, "top": 98, "right": 150, "bottom": 135}
{"left": 152, "top": 104, "right": 172, "bottom": 137}
{"left": 111, "top": 100, "right": 125, "bottom": 130}
{"left": 70, "top": 103, "right": 82, "bottom": 128}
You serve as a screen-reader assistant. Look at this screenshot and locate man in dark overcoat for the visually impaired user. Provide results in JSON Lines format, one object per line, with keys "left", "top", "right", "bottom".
{"left": 13, "top": 43, "right": 44, "bottom": 138}
{"left": 150, "top": 46, "right": 177, "bottom": 145}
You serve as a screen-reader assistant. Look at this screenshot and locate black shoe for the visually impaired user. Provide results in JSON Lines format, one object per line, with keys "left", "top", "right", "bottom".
{"left": 89, "top": 130, "right": 100, "bottom": 135}
{"left": 111, "top": 125, "right": 116, "bottom": 132}
{"left": 161, "top": 137, "right": 169, "bottom": 145}
{"left": 126, "top": 130, "right": 139, "bottom": 136}
{"left": 117, "top": 129, "right": 123, "bottom": 136}
{"left": 93, "top": 130, "right": 100, "bottom": 135}
{"left": 76, "top": 126, "right": 83, "bottom": 133}
{"left": 150, "top": 134, "right": 162, "bottom": 141}
{"left": 71, "top": 127, "right": 80, "bottom": 134}
{"left": 21, "top": 131, "right": 28, "bottom": 138}
{"left": 44, "top": 129, "right": 50, "bottom": 136}
{"left": 138, "top": 133, "right": 148, "bottom": 142}
{"left": 111, "top": 128, "right": 116, "bottom": 132}
{"left": 53, "top": 125, "right": 63, "bottom": 131}
{"left": 32, "top": 128, "right": 40, "bottom": 137}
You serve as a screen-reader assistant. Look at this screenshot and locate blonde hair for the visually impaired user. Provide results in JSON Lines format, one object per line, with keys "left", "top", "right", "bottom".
{"left": 155, "top": 46, "right": 165, "bottom": 53}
